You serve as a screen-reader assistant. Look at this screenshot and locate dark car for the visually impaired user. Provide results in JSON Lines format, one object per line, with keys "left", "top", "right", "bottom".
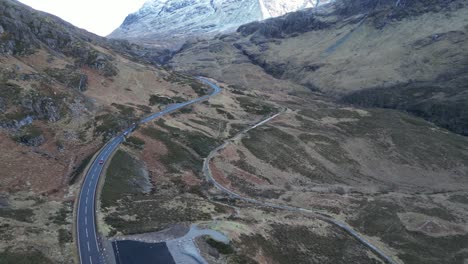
{"left": 99, "top": 159, "right": 104, "bottom": 165}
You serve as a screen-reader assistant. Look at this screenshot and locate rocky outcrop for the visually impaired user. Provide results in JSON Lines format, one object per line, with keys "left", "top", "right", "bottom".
{"left": 44, "top": 67, "right": 88, "bottom": 91}
{"left": 0, "top": 0, "right": 118, "bottom": 76}
{"left": 14, "top": 125, "right": 44, "bottom": 147}
{"left": 237, "top": 0, "right": 466, "bottom": 39}
{"left": 237, "top": 8, "right": 330, "bottom": 40}
{"left": 109, "top": 0, "right": 329, "bottom": 49}
{"left": 170, "top": 0, "right": 468, "bottom": 136}
{"left": 17, "top": 133, "right": 44, "bottom": 147}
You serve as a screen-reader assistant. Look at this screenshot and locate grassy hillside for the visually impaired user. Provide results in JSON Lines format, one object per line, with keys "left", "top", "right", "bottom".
{"left": 170, "top": 0, "right": 468, "bottom": 136}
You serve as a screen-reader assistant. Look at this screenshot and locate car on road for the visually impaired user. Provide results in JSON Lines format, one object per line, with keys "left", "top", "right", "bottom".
{"left": 99, "top": 159, "right": 104, "bottom": 165}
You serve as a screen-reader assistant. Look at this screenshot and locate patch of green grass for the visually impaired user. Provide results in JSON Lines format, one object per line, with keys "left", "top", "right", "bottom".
{"left": 101, "top": 150, "right": 146, "bottom": 208}
{"left": 236, "top": 224, "right": 378, "bottom": 264}
{"left": 206, "top": 238, "right": 234, "bottom": 254}
{"left": 229, "top": 85, "right": 246, "bottom": 95}
{"left": 124, "top": 136, "right": 145, "bottom": 149}
{"left": 111, "top": 103, "right": 135, "bottom": 117}
{"left": 149, "top": 95, "right": 175, "bottom": 106}
{"left": 189, "top": 81, "right": 209, "bottom": 97}
{"left": 350, "top": 199, "right": 468, "bottom": 264}
{"left": 237, "top": 97, "right": 275, "bottom": 115}
{"left": 4, "top": 111, "right": 28, "bottom": 121}
{"left": 69, "top": 153, "right": 94, "bottom": 184}
{"left": 335, "top": 109, "right": 468, "bottom": 169}
{"left": 104, "top": 195, "right": 214, "bottom": 235}
{"left": 171, "top": 106, "right": 193, "bottom": 116}
{"left": 49, "top": 202, "right": 72, "bottom": 225}
{"left": 0, "top": 248, "right": 51, "bottom": 264}
{"left": 232, "top": 159, "right": 257, "bottom": 175}
{"left": 0, "top": 208, "right": 34, "bottom": 223}
{"left": 229, "top": 123, "right": 247, "bottom": 137}
{"left": 156, "top": 119, "right": 220, "bottom": 157}
{"left": 58, "top": 228, "right": 72, "bottom": 244}
{"left": 216, "top": 108, "right": 235, "bottom": 120}
{"left": 163, "top": 73, "right": 209, "bottom": 96}
{"left": 190, "top": 117, "right": 228, "bottom": 132}
{"left": 12, "top": 125, "right": 44, "bottom": 146}
{"left": 136, "top": 104, "right": 152, "bottom": 114}
{"left": 299, "top": 133, "right": 356, "bottom": 165}
{"left": 141, "top": 126, "right": 202, "bottom": 173}
{"left": 242, "top": 126, "right": 335, "bottom": 182}
{"left": 94, "top": 113, "right": 125, "bottom": 138}
{"left": 44, "top": 67, "right": 87, "bottom": 90}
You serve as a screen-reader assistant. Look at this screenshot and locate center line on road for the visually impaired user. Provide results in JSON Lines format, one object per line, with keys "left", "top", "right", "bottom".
{"left": 76, "top": 80, "right": 221, "bottom": 264}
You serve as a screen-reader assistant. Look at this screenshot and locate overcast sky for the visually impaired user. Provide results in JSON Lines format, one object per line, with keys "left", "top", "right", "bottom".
{"left": 18, "top": 0, "right": 147, "bottom": 36}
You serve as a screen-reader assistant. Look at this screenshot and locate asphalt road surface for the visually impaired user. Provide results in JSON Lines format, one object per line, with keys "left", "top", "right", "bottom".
{"left": 75, "top": 77, "right": 221, "bottom": 264}
{"left": 202, "top": 113, "right": 397, "bottom": 264}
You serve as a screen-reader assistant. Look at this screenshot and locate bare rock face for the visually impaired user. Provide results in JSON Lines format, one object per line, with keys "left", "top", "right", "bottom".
{"left": 109, "top": 0, "right": 331, "bottom": 48}
{"left": 0, "top": 0, "right": 118, "bottom": 76}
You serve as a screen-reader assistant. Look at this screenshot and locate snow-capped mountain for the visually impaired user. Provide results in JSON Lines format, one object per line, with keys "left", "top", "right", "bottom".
{"left": 109, "top": 0, "right": 328, "bottom": 48}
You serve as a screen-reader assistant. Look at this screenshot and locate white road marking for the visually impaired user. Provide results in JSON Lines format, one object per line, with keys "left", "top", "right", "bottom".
{"left": 87, "top": 241, "right": 91, "bottom": 252}
{"left": 75, "top": 80, "right": 221, "bottom": 264}
{"left": 85, "top": 218, "right": 87, "bottom": 225}
{"left": 85, "top": 205, "right": 88, "bottom": 212}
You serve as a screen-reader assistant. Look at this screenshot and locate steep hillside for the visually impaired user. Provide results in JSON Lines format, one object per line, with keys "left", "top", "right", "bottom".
{"left": 2, "top": 0, "right": 467, "bottom": 263}
{"left": 0, "top": 0, "right": 206, "bottom": 262}
{"left": 170, "top": 0, "right": 468, "bottom": 135}
{"left": 109, "top": 0, "right": 331, "bottom": 49}
{"left": 161, "top": 1, "right": 468, "bottom": 263}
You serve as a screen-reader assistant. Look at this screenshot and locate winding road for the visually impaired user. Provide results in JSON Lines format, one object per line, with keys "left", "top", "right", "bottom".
{"left": 75, "top": 77, "right": 221, "bottom": 264}
{"left": 202, "top": 113, "right": 397, "bottom": 264}
{"left": 75, "top": 75, "right": 395, "bottom": 264}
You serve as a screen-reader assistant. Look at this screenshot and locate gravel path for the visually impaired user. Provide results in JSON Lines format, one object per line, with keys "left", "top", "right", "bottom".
{"left": 203, "top": 112, "right": 398, "bottom": 264}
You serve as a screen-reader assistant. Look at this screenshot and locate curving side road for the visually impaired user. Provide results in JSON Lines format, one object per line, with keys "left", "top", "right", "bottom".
{"left": 202, "top": 113, "right": 397, "bottom": 264}
{"left": 75, "top": 77, "right": 221, "bottom": 264}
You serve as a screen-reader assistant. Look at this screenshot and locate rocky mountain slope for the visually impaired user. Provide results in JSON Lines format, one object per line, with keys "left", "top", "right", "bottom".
{"left": 0, "top": 0, "right": 207, "bottom": 262}
{"left": 2, "top": 0, "right": 468, "bottom": 263}
{"left": 109, "top": 0, "right": 331, "bottom": 48}
{"left": 170, "top": 0, "right": 468, "bottom": 136}
{"left": 161, "top": 1, "right": 468, "bottom": 262}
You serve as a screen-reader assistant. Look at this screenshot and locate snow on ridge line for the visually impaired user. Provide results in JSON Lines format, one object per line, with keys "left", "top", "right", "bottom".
{"left": 109, "top": 0, "right": 328, "bottom": 43}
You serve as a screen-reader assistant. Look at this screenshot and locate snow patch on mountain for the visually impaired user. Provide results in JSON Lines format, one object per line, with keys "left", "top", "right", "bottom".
{"left": 109, "top": 0, "right": 329, "bottom": 47}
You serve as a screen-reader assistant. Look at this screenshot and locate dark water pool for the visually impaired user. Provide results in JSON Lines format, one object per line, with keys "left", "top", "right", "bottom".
{"left": 112, "top": 240, "right": 175, "bottom": 264}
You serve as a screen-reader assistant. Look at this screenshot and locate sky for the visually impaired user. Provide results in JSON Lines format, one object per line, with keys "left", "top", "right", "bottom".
{"left": 18, "top": 0, "right": 148, "bottom": 36}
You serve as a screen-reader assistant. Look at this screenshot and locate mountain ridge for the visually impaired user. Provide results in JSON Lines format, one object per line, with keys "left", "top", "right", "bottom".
{"left": 109, "top": 0, "right": 330, "bottom": 48}
{"left": 169, "top": 0, "right": 468, "bottom": 136}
